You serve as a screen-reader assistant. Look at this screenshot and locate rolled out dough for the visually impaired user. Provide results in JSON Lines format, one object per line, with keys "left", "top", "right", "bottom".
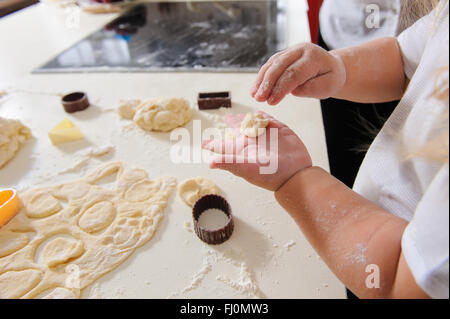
{"left": 0, "top": 161, "right": 176, "bottom": 299}
{"left": 0, "top": 117, "right": 31, "bottom": 168}
{"left": 118, "top": 97, "right": 193, "bottom": 132}
{"left": 240, "top": 113, "right": 269, "bottom": 138}
{"left": 178, "top": 177, "right": 220, "bottom": 207}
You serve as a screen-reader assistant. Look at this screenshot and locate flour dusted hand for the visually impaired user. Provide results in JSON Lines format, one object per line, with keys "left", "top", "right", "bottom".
{"left": 251, "top": 43, "right": 346, "bottom": 105}
{"left": 202, "top": 112, "right": 312, "bottom": 191}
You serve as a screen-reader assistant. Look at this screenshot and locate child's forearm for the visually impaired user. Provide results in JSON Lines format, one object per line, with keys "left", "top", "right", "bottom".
{"left": 331, "top": 37, "right": 407, "bottom": 103}
{"left": 274, "top": 166, "right": 419, "bottom": 298}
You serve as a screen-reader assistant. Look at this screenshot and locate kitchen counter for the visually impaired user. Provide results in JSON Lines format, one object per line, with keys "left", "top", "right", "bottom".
{"left": 0, "top": 0, "right": 346, "bottom": 299}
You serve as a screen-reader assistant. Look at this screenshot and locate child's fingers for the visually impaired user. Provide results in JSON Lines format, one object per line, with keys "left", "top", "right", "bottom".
{"left": 210, "top": 154, "right": 260, "bottom": 179}
{"left": 210, "top": 154, "right": 238, "bottom": 168}
{"left": 254, "top": 51, "right": 304, "bottom": 102}
{"left": 202, "top": 137, "right": 248, "bottom": 154}
{"left": 202, "top": 139, "right": 229, "bottom": 154}
{"left": 266, "top": 59, "right": 316, "bottom": 105}
{"left": 251, "top": 51, "right": 285, "bottom": 97}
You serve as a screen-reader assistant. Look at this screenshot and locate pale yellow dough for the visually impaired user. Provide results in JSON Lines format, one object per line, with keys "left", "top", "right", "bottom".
{"left": 178, "top": 177, "right": 220, "bottom": 207}
{"left": 118, "top": 97, "right": 193, "bottom": 132}
{"left": 0, "top": 117, "right": 31, "bottom": 168}
{"left": 0, "top": 161, "right": 176, "bottom": 299}
{"left": 240, "top": 113, "right": 269, "bottom": 138}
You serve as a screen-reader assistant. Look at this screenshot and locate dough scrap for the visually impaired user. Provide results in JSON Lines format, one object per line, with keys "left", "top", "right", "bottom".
{"left": 118, "top": 97, "right": 193, "bottom": 132}
{"left": 0, "top": 117, "right": 31, "bottom": 168}
{"left": 42, "top": 287, "right": 77, "bottom": 299}
{"left": 0, "top": 161, "right": 176, "bottom": 299}
{"left": 0, "top": 269, "right": 42, "bottom": 299}
{"left": 240, "top": 113, "right": 269, "bottom": 138}
{"left": 178, "top": 177, "right": 220, "bottom": 207}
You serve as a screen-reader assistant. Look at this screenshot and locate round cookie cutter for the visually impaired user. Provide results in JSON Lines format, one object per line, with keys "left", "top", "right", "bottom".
{"left": 192, "top": 194, "right": 234, "bottom": 245}
{"left": 0, "top": 189, "right": 21, "bottom": 228}
{"left": 61, "top": 92, "right": 90, "bottom": 113}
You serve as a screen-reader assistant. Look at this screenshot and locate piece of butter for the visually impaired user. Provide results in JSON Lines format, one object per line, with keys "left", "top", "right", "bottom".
{"left": 48, "top": 119, "right": 83, "bottom": 145}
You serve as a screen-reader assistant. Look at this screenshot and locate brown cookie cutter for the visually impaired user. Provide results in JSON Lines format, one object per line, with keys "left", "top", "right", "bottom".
{"left": 61, "top": 92, "right": 90, "bottom": 113}
{"left": 198, "top": 92, "right": 232, "bottom": 110}
{"left": 192, "top": 194, "right": 234, "bottom": 245}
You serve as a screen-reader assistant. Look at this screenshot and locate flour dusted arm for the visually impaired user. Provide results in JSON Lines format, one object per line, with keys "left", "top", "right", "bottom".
{"left": 274, "top": 166, "right": 429, "bottom": 299}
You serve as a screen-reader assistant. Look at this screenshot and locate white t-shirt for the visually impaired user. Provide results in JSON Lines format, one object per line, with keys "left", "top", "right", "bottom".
{"left": 320, "top": 0, "right": 401, "bottom": 49}
{"left": 353, "top": 2, "right": 449, "bottom": 299}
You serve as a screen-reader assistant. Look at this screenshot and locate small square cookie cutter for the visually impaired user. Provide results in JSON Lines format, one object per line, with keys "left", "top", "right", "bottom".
{"left": 198, "top": 92, "right": 232, "bottom": 110}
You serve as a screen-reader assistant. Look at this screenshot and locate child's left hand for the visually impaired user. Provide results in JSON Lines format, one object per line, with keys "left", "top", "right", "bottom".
{"left": 201, "top": 112, "right": 312, "bottom": 191}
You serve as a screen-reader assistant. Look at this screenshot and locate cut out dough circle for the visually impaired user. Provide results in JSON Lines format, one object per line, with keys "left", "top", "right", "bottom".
{"left": 178, "top": 177, "right": 220, "bottom": 207}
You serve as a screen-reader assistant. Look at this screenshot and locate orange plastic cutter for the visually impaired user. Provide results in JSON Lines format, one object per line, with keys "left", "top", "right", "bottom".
{"left": 0, "top": 189, "right": 21, "bottom": 228}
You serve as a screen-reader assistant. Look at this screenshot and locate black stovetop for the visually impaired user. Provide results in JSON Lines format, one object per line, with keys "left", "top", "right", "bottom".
{"left": 35, "top": 1, "right": 288, "bottom": 73}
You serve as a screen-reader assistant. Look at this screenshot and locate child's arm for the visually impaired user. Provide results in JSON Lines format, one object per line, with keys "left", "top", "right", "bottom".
{"left": 252, "top": 37, "right": 407, "bottom": 105}
{"left": 203, "top": 113, "right": 429, "bottom": 298}
{"left": 275, "top": 166, "right": 429, "bottom": 298}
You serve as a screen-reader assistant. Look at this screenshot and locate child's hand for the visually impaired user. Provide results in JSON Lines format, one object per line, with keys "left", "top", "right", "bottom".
{"left": 202, "top": 112, "right": 312, "bottom": 191}
{"left": 251, "top": 43, "right": 346, "bottom": 105}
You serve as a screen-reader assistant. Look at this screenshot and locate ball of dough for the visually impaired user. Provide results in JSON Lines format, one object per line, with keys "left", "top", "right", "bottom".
{"left": 117, "top": 99, "right": 141, "bottom": 120}
{"left": 133, "top": 97, "right": 193, "bottom": 132}
{"left": 240, "top": 113, "right": 269, "bottom": 138}
{"left": 0, "top": 117, "right": 31, "bottom": 168}
{"left": 178, "top": 177, "right": 220, "bottom": 207}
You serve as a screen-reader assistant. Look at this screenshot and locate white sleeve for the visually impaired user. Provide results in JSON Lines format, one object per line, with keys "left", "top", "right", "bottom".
{"left": 397, "top": 6, "right": 437, "bottom": 79}
{"left": 402, "top": 164, "right": 449, "bottom": 299}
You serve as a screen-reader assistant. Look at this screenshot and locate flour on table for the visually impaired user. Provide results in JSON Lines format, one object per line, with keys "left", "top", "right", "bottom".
{"left": 181, "top": 257, "right": 213, "bottom": 294}
{"left": 216, "top": 263, "right": 264, "bottom": 299}
{"left": 56, "top": 145, "right": 115, "bottom": 175}
{"left": 178, "top": 177, "right": 220, "bottom": 207}
{"left": 284, "top": 240, "right": 296, "bottom": 251}
{"left": 0, "top": 161, "right": 176, "bottom": 299}
{"left": 118, "top": 97, "right": 193, "bottom": 132}
{"left": 240, "top": 113, "right": 269, "bottom": 138}
{"left": 0, "top": 117, "right": 31, "bottom": 169}
{"left": 169, "top": 249, "right": 264, "bottom": 299}
{"left": 0, "top": 89, "right": 7, "bottom": 99}
{"left": 83, "top": 145, "right": 115, "bottom": 158}
{"left": 183, "top": 221, "right": 193, "bottom": 233}
{"left": 57, "top": 157, "right": 91, "bottom": 175}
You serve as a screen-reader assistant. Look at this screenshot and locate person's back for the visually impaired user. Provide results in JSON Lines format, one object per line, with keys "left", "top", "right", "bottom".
{"left": 320, "top": 0, "right": 401, "bottom": 50}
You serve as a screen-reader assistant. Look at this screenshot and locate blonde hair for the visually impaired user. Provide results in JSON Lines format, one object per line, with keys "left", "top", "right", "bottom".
{"left": 404, "top": 1, "right": 449, "bottom": 164}
{"left": 409, "top": 66, "right": 449, "bottom": 163}
{"left": 399, "top": 0, "right": 441, "bottom": 31}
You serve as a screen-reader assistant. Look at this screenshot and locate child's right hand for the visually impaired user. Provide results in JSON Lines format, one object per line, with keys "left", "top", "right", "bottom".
{"left": 251, "top": 43, "right": 347, "bottom": 105}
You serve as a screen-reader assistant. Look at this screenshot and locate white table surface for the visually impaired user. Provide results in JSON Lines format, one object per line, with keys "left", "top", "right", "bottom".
{"left": 0, "top": 0, "right": 346, "bottom": 299}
